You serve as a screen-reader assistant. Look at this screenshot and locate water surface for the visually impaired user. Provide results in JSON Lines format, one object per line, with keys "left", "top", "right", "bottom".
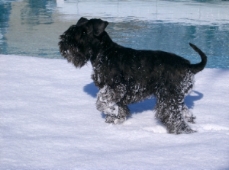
{"left": 0, "top": 0, "right": 229, "bottom": 68}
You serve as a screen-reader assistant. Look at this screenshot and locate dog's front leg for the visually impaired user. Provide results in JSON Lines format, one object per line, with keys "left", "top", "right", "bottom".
{"left": 96, "top": 85, "right": 129, "bottom": 124}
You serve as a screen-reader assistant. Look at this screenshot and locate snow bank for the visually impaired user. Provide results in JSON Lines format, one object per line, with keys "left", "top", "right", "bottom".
{"left": 0, "top": 55, "right": 229, "bottom": 169}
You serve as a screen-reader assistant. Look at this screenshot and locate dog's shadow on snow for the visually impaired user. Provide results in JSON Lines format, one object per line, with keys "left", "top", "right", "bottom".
{"left": 83, "top": 82, "right": 203, "bottom": 114}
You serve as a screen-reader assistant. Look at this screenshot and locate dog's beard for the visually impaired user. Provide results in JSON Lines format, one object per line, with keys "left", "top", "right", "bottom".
{"left": 59, "top": 41, "right": 89, "bottom": 68}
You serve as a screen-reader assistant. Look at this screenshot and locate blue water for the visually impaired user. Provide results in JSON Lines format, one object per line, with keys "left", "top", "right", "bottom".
{"left": 0, "top": 0, "right": 229, "bottom": 68}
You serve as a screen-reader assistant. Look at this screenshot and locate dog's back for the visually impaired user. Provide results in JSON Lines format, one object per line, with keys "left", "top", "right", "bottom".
{"left": 100, "top": 31, "right": 207, "bottom": 74}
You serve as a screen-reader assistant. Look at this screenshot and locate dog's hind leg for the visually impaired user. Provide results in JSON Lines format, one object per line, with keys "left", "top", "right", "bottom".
{"left": 180, "top": 70, "right": 196, "bottom": 123}
{"left": 155, "top": 92, "right": 195, "bottom": 134}
{"left": 182, "top": 104, "right": 196, "bottom": 123}
{"left": 96, "top": 85, "right": 129, "bottom": 124}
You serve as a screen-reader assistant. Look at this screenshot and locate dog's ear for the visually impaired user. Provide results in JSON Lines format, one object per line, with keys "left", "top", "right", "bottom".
{"left": 76, "top": 17, "right": 88, "bottom": 26}
{"left": 92, "top": 19, "right": 109, "bottom": 36}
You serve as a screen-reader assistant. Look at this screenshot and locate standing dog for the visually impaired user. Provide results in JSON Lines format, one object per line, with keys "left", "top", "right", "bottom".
{"left": 59, "top": 17, "right": 207, "bottom": 134}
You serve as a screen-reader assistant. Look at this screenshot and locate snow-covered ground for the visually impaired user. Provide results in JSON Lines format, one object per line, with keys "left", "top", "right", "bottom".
{"left": 0, "top": 55, "right": 229, "bottom": 170}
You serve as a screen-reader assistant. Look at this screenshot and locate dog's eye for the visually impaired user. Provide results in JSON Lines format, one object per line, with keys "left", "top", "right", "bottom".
{"left": 82, "top": 30, "right": 87, "bottom": 35}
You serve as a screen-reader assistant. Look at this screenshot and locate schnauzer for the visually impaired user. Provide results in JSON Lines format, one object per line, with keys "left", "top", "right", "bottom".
{"left": 59, "top": 17, "right": 207, "bottom": 134}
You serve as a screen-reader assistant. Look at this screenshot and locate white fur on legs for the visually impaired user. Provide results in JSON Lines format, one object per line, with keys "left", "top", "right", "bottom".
{"left": 96, "top": 85, "right": 118, "bottom": 115}
{"left": 96, "top": 85, "right": 128, "bottom": 124}
{"left": 182, "top": 105, "right": 196, "bottom": 123}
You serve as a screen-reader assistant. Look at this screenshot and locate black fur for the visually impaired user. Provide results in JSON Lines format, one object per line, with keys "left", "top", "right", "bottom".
{"left": 59, "top": 17, "right": 207, "bottom": 134}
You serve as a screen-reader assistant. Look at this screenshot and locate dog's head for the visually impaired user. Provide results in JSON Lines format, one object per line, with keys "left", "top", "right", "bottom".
{"left": 58, "top": 17, "right": 109, "bottom": 67}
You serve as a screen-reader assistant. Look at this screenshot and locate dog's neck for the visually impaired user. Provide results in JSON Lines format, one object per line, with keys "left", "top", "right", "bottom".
{"left": 101, "top": 32, "right": 122, "bottom": 53}
{"left": 90, "top": 31, "right": 118, "bottom": 62}
{"left": 100, "top": 31, "right": 115, "bottom": 47}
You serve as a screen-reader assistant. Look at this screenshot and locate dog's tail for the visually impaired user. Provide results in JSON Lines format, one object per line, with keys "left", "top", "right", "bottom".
{"left": 189, "top": 43, "right": 207, "bottom": 74}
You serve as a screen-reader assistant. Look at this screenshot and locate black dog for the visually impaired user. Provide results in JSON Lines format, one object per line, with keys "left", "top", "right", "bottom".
{"left": 59, "top": 17, "right": 207, "bottom": 134}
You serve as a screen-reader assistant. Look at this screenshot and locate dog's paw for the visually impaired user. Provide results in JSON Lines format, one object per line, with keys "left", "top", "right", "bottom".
{"left": 186, "top": 116, "right": 196, "bottom": 124}
{"left": 105, "top": 114, "right": 116, "bottom": 123}
{"left": 174, "top": 126, "right": 197, "bottom": 134}
{"left": 171, "top": 128, "right": 196, "bottom": 134}
{"left": 182, "top": 128, "right": 197, "bottom": 134}
{"left": 182, "top": 108, "right": 196, "bottom": 124}
{"left": 105, "top": 115, "right": 126, "bottom": 124}
{"left": 168, "top": 122, "right": 197, "bottom": 134}
{"left": 114, "top": 117, "right": 126, "bottom": 124}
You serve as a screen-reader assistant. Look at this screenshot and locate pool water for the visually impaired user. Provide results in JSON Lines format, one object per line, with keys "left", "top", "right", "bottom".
{"left": 0, "top": 0, "right": 229, "bottom": 68}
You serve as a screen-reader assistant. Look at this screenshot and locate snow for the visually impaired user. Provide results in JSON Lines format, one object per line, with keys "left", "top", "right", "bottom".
{"left": 0, "top": 55, "right": 229, "bottom": 170}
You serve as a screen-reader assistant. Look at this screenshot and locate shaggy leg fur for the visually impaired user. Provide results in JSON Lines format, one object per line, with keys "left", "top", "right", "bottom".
{"left": 96, "top": 85, "right": 129, "bottom": 124}
{"left": 155, "top": 70, "right": 196, "bottom": 134}
{"left": 155, "top": 95, "right": 195, "bottom": 134}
